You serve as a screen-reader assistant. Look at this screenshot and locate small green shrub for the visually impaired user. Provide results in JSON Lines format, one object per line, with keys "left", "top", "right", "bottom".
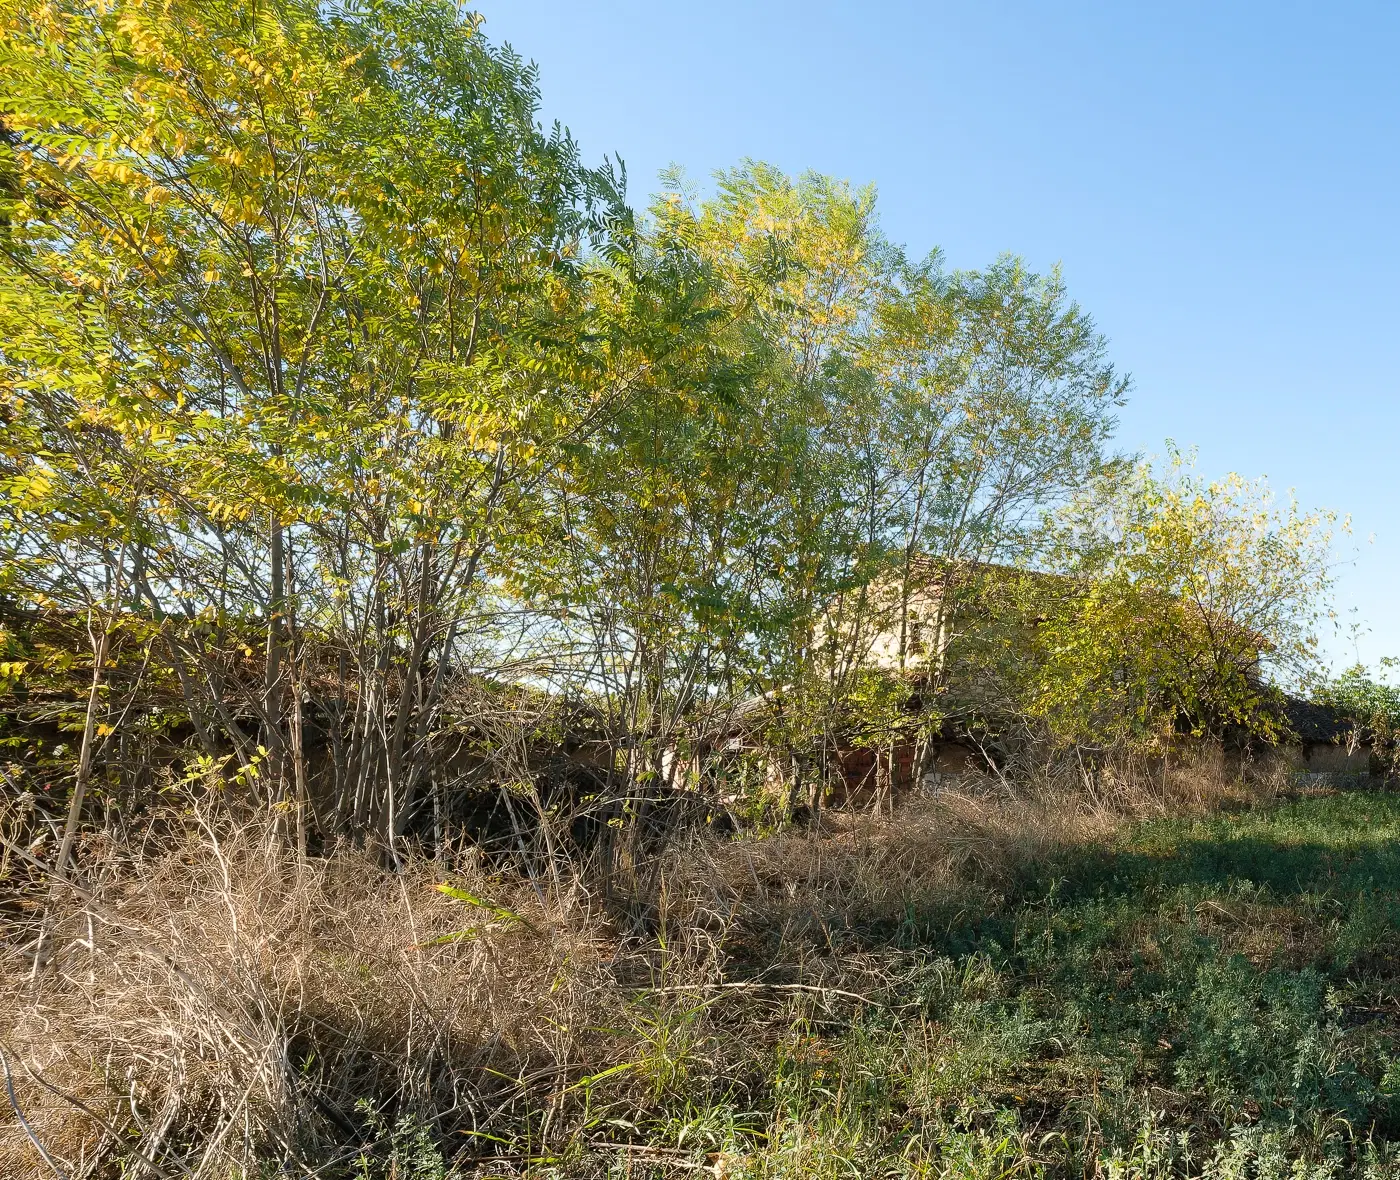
{"left": 354, "top": 1104, "right": 448, "bottom": 1180}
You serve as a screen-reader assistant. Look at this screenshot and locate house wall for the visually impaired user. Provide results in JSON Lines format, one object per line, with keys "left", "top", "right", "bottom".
{"left": 857, "top": 586, "right": 944, "bottom": 672}
{"left": 1280, "top": 742, "right": 1372, "bottom": 776}
{"left": 832, "top": 739, "right": 983, "bottom": 802}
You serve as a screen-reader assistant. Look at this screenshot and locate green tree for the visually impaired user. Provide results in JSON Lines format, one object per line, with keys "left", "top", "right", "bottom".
{"left": 0, "top": 0, "right": 628, "bottom": 847}
{"left": 1315, "top": 663, "right": 1400, "bottom": 776}
{"left": 1028, "top": 451, "right": 1338, "bottom": 752}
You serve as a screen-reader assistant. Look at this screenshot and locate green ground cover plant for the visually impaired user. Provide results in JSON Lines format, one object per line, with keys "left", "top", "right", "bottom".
{"left": 557, "top": 784, "right": 1400, "bottom": 1178}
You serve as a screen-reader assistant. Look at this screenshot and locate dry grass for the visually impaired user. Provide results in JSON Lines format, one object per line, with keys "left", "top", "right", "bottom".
{"left": 685, "top": 744, "right": 1287, "bottom": 945}
{"left": 0, "top": 810, "right": 627, "bottom": 1176}
{"left": 0, "top": 747, "right": 1285, "bottom": 1176}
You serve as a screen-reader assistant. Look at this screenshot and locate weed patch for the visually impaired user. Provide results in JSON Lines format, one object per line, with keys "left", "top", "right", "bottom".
{"left": 6, "top": 779, "right": 1400, "bottom": 1176}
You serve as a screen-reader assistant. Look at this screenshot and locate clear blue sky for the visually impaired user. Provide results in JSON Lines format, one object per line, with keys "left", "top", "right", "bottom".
{"left": 482, "top": 1, "right": 1399, "bottom": 673}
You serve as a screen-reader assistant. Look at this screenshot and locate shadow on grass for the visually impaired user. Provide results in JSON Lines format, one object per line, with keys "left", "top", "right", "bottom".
{"left": 870, "top": 789, "right": 1400, "bottom": 957}
{"left": 1062, "top": 790, "right": 1400, "bottom": 901}
{"left": 1135, "top": 834, "right": 1400, "bottom": 896}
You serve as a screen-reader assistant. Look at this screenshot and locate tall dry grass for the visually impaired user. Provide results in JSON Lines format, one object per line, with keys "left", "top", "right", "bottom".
{"left": 687, "top": 743, "right": 1288, "bottom": 946}
{"left": 0, "top": 747, "right": 1286, "bottom": 1176}
{"left": 0, "top": 809, "right": 627, "bottom": 1176}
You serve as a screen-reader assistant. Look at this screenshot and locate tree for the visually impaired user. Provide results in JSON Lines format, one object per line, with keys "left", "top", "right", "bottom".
{"left": 0, "top": 0, "right": 629, "bottom": 847}
{"left": 1025, "top": 451, "right": 1338, "bottom": 753}
{"left": 556, "top": 165, "right": 1129, "bottom": 814}
{"left": 1315, "top": 663, "right": 1400, "bottom": 777}
{"left": 3, "top": 0, "right": 1299, "bottom": 858}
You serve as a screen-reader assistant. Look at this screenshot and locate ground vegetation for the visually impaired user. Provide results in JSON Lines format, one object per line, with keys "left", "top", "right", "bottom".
{"left": 0, "top": 1, "right": 1379, "bottom": 1176}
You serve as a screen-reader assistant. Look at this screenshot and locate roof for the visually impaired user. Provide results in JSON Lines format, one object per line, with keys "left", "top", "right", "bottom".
{"left": 1282, "top": 696, "right": 1359, "bottom": 746}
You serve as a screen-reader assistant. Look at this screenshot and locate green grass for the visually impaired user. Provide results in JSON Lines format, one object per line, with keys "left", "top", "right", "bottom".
{"left": 367, "top": 787, "right": 1400, "bottom": 1178}
{"left": 555, "top": 788, "right": 1400, "bottom": 1178}
{"left": 966, "top": 788, "right": 1400, "bottom": 1174}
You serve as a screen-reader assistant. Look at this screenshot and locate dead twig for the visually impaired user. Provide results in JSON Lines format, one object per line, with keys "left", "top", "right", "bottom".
{"left": 636, "top": 980, "right": 889, "bottom": 1008}
{"left": 9, "top": 1046, "right": 187, "bottom": 1180}
{"left": 1, "top": 1043, "right": 72, "bottom": 1180}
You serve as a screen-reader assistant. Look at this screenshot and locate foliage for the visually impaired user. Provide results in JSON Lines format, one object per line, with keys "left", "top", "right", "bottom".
{"left": 1316, "top": 663, "right": 1400, "bottom": 775}
{"left": 354, "top": 1103, "right": 448, "bottom": 1180}
{"left": 610, "top": 787, "right": 1400, "bottom": 1178}
{"left": 0, "top": 0, "right": 631, "bottom": 842}
{"left": 1025, "top": 451, "right": 1338, "bottom": 751}
{"left": 0, "top": 0, "right": 1156, "bottom": 834}
{"left": 1320, "top": 666, "right": 1400, "bottom": 733}
{"left": 11, "top": 767, "right": 1400, "bottom": 1175}
{"left": 0, "top": 0, "right": 1339, "bottom": 853}
{"left": 0, "top": 5, "right": 1373, "bottom": 1179}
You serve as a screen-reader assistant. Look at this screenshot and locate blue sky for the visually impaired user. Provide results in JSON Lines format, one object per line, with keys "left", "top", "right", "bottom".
{"left": 482, "top": 1, "right": 1399, "bottom": 673}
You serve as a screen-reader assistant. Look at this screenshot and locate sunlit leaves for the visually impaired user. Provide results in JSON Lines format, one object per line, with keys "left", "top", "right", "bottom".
{"left": 1030, "top": 451, "right": 1338, "bottom": 747}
